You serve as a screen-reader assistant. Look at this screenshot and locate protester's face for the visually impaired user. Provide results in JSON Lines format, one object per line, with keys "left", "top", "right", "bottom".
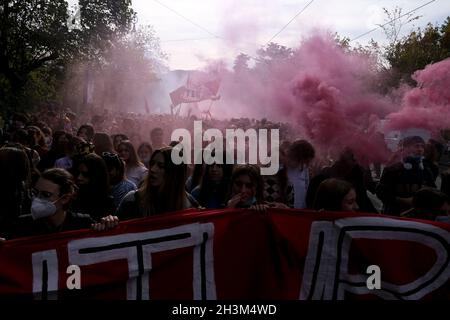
{"left": 14, "top": 120, "right": 25, "bottom": 130}
{"left": 341, "top": 189, "right": 359, "bottom": 212}
{"left": 148, "top": 152, "right": 165, "bottom": 187}
{"left": 118, "top": 145, "right": 130, "bottom": 162}
{"left": 77, "top": 163, "right": 90, "bottom": 186}
{"left": 114, "top": 136, "right": 125, "bottom": 150}
{"left": 78, "top": 128, "right": 88, "bottom": 141}
{"left": 405, "top": 142, "right": 425, "bottom": 157}
{"left": 151, "top": 130, "right": 164, "bottom": 146}
{"left": 34, "top": 178, "right": 65, "bottom": 211}
{"left": 44, "top": 133, "right": 52, "bottom": 147}
{"left": 287, "top": 156, "right": 312, "bottom": 169}
{"left": 208, "top": 164, "right": 223, "bottom": 183}
{"left": 138, "top": 147, "right": 152, "bottom": 161}
{"left": 440, "top": 202, "right": 450, "bottom": 215}
{"left": 232, "top": 174, "right": 256, "bottom": 202}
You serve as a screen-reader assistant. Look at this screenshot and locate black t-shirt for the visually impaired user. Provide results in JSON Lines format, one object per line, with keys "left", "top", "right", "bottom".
{"left": 8, "top": 211, "right": 95, "bottom": 239}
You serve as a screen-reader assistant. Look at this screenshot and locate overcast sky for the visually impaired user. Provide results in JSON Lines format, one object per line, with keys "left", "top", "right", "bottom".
{"left": 129, "top": 0, "right": 449, "bottom": 70}
{"left": 68, "top": 1, "right": 449, "bottom": 70}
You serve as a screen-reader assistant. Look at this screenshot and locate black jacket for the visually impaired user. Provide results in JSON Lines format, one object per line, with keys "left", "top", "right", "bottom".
{"left": 7, "top": 211, "right": 95, "bottom": 239}
{"left": 376, "top": 161, "right": 436, "bottom": 215}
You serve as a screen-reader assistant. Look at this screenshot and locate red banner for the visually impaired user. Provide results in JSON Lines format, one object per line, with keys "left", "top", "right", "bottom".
{"left": 1, "top": 208, "right": 450, "bottom": 300}
{"left": 169, "top": 71, "right": 221, "bottom": 107}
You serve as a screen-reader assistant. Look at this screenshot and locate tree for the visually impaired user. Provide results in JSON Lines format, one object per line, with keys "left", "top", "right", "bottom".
{"left": 441, "top": 16, "right": 450, "bottom": 51}
{"left": 0, "top": 0, "right": 136, "bottom": 112}
{"left": 375, "top": 7, "right": 450, "bottom": 87}
{"left": 0, "top": 0, "right": 71, "bottom": 93}
{"left": 233, "top": 53, "right": 250, "bottom": 74}
{"left": 256, "top": 42, "right": 293, "bottom": 64}
{"left": 253, "top": 42, "right": 294, "bottom": 81}
{"left": 385, "top": 19, "right": 450, "bottom": 86}
{"left": 74, "top": 0, "right": 136, "bottom": 63}
{"left": 378, "top": 6, "right": 421, "bottom": 45}
{"left": 96, "top": 24, "right": 167, "bottom": 112}
{"left": 63, "top": 24, "right": 167, "bottom": 113}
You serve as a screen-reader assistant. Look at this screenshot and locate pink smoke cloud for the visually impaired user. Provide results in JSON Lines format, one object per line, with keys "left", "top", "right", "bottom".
{"left": 199, "top": 34, "right": 449, "bottom": 165}
{"left": 386, "top": 58, "right": 450, "bottom": 133}
{"left": 213, "top": 34, "right": 393, "bottom": 164}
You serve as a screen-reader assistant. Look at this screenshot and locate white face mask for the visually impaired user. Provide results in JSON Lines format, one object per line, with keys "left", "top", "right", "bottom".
{"left": 31, "top": 197, "right": 58, "bottom": 220}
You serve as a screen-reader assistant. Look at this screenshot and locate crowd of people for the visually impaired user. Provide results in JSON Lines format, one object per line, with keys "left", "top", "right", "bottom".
{"left": 1, "top": 105, "right": 450, "bottom": 241}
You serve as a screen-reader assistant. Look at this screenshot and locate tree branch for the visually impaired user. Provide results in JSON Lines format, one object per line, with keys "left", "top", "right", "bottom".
{"left": 25, "top": 52, "right": 59, "bottom": 73}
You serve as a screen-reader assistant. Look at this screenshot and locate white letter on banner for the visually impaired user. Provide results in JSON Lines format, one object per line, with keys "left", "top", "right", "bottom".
{"left": 300, "top": 217, "right": 450, "bottom": 300}
{"left": 68, "top": 223, "right": 216, "bottom": 300}
{"left": 32, "top": 250, "right": 59, "bottom": 300}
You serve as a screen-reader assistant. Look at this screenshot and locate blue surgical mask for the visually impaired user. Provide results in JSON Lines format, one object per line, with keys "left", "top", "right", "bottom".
{"left": 404, "top": 155, "right": 423, "bottom": 163}
{"left": 241, "top": 196, "right": 257, "bottom": 207}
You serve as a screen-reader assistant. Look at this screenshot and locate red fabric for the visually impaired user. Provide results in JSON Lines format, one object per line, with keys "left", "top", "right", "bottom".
{"left": 169, "top": 86, "right": 188, "bottom": 106}
{"left": 187, "top": 71, "right": 220, "bottom": 94}
{"left": 1, "top": 208, "right": 450, "bottom": 300}
{"left": 169, "top": 71, "right": 221, "bottom": 106}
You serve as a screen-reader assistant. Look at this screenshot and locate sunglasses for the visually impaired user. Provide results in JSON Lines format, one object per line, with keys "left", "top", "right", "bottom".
{"left": 102, "top": 152, "right": 120, "bottom": 159}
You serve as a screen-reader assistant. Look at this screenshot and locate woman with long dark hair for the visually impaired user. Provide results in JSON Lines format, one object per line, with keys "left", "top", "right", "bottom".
{"left": 26, "top": 125, "right": 48, "bottom": 157}
{"left": 71, "top": 153, "right": 114, "bottom": 221}
{"left": 37, "top": 130, "right": 71, "bottom": 172}
{"left": 117, "top": 147, "right": 198, "bottom": 219}
{"left": 313, "top": 178, "right": 359, "bottom": 212}
{"left": 93, "top": 132, "right": 114, "bottom": 156}
{"left": 112, "top": 134, "right": 129, "bottom": 152}
{"left": 191, "top": 152, "right": 233, "bottom": 209}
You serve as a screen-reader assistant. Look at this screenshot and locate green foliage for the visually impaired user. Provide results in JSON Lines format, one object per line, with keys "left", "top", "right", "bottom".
{"left": 74, "top": 0, "right": 136, "bottom": 63}
{"left": 385, "top": 18, "right": 450, "bottom": 86}
{"left": 96, "top": 24, "right": 167, "bottom": 110}
{"left": 62, "top": 24, "right": 167, "bottom": 113}
{"left": 0, "top": 0, "right": 71, "bottom": 92}
{"left": 256, "top": 42, "right": 294, "bottom": 64}
{"left": 0, "top": 0, "right": 137, "bottom": 112}
{"left": 378, "top": 6, "right": 421, "bottom": 45}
